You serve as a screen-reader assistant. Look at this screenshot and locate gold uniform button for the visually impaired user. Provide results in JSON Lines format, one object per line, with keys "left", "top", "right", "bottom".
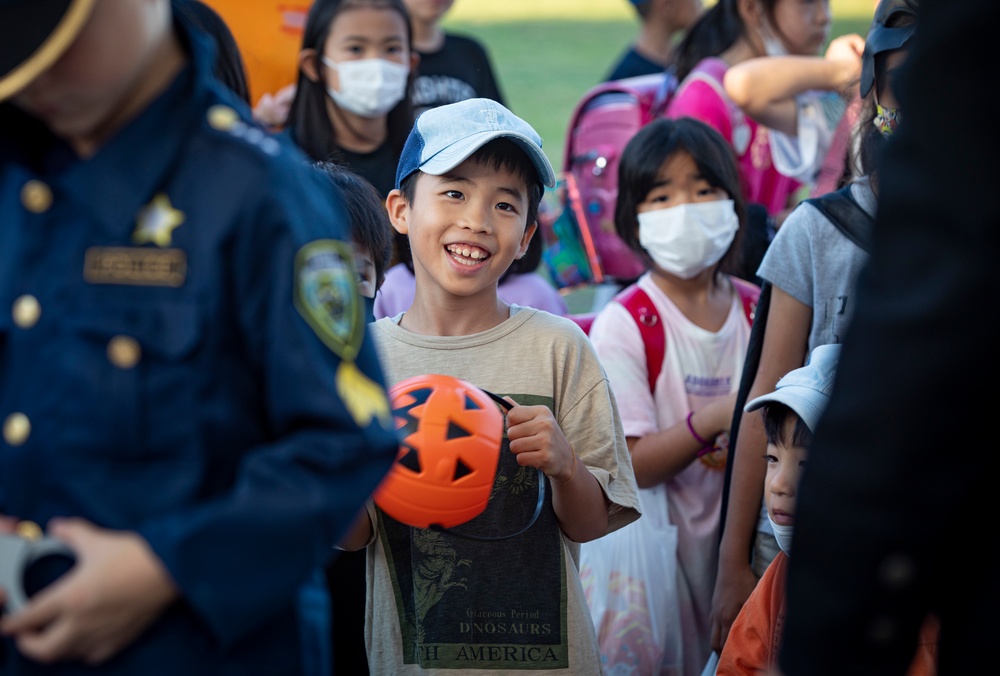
{"left": 15, "top": 521, "right": 42, "bottom": 541}
{"left": 3, "top": 412, "right": 31, "bottom": 446}
{"left": 107, "top": 335, "right": 142, "bottom": 369}
{"left": 207, "top": 105, "right": 238, "bottom": 131}
{"left": 21, "top": 180, "right": 52, "bottom": 213}
{"left": 12, "top": 294, "right": 41, "bottom": 329}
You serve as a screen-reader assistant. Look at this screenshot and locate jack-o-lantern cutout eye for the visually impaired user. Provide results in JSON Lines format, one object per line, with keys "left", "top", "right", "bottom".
{"left": 375, "top": 374, "right": 505, "bottom": 529}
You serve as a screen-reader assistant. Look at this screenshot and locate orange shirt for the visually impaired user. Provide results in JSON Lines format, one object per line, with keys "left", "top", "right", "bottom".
{"left": 718, "top": 551, "right": 939, "bottom": 675}
{"left": 201, "top": 0, "right": 312, "bottom": 105}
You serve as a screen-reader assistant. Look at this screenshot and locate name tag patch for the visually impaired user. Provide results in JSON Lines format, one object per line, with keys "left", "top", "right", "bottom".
{"left": 84, "top": 247, "right": 187, "bottom": 287}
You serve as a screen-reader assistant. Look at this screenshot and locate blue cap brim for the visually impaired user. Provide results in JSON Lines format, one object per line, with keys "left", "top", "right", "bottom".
{"left": 419, "top": 128, "right": 556, "bottom": 189}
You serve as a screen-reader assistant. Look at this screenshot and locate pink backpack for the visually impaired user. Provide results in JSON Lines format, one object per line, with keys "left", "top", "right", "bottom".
{"left": 559, "top": 72, "right": 679, "bottom": 283}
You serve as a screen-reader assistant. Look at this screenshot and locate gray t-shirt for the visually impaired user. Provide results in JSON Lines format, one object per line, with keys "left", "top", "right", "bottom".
{"left": 758, "top": 178, "right": 875, "bottom": 349}
{"left": 364, "top": 306, "right": 640, "bottom": 674}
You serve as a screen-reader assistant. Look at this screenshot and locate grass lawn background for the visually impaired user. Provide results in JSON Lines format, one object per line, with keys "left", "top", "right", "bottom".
{"left": 443, "top": 0, "right": 877, "bottom": 173}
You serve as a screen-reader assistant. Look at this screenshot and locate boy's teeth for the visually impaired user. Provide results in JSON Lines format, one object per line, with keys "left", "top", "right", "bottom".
{"left": 448, "top": 245, "right": 486, "bottom": 260}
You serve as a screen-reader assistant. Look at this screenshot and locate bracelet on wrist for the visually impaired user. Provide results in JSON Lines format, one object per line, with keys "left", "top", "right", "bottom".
{"left": 685, "top": 410, "right": 714, "bottom": 456}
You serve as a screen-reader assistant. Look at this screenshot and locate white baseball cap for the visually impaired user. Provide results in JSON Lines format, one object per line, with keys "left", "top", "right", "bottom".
{"left": 745, "top": 343, "right": 842, "bottom": 432}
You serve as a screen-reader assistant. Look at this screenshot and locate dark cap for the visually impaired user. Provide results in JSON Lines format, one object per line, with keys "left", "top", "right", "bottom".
{"left": 860, "top": 0, "right": 919, "bottom": 98}
{"left": 0, "top": 0, "right": 96, "bottom": 102}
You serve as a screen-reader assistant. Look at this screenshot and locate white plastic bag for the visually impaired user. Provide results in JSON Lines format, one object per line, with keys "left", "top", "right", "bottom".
{"left": 580, "top": 483, "right": 683, "bottom": 675}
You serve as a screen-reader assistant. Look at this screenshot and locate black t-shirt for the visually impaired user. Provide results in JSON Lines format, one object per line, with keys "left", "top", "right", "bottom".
{"left": 337, "top": 142, "right": 398, "bottom": 198}
{"left": 604, "top": 46, "right": 665, "bottom": 82}
{"left": 412, "top": 33, "right": 505, "bottom": 116}
{"left": 282, "top": 125, "right": 399, "bottom": 199}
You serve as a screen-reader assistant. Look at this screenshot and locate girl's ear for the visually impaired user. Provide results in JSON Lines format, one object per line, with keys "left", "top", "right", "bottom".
{"left": 409, "top": 51, "right": 420, "bottom": 73}
{"left": 736, "top": 0, "right": 764, "bottom": 32}
{"left": 299, "top": 48, "right": 321, "bottom": 83}
{"left": 735, "top": 0, "right": 767, "bottom": 56}
{"left": 385, "top": 189, "right": 409, "bottom": 234}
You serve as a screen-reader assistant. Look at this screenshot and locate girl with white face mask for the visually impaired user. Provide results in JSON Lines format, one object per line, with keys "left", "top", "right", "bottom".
{"left": 585, "top": 117, "right": 759, "bottom": 676}
{"left": 286, "top": 0, "right": 418, "bottom": 199}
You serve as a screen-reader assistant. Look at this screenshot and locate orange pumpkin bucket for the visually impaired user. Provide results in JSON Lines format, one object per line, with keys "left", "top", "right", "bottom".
{"left": 374, "top": 374, "right": 506, "bottom": 529}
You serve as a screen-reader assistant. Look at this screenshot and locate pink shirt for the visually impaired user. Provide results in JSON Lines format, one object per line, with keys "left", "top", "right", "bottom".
{"left": 666, "top": 58, "right": 801, "bottom": 216}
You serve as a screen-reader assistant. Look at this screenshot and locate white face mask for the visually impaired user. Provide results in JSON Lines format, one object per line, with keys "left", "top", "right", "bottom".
{"left": 761, "top": 21, "right": 787, "bottom": 57}
{"left": 637, "top": 200, "right": 738, "bottom": 279}
{"left": 322, "top": 56, "right": 409, "bottom": 117}
{"left": 768, "top": 514, "right": 794, "bottom": 556}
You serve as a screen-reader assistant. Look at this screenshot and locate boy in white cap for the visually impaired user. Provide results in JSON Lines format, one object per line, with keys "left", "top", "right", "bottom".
{"left": 339, "top": 98, "right": 640, "bottom": 674}
{"left": 717, "top": 343, "right": 839, "bottom": 673}
{"left": 717, "top": 344, "right": 937, "bottom": 674}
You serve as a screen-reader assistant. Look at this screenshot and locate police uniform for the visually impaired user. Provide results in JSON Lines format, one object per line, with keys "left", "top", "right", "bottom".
{"left": 0, "top": 11, "right": 397, "bottom": 676}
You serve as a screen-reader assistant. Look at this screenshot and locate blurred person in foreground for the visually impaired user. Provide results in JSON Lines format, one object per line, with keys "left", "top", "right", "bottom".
{"left": 775, "top": 0, "right": 1000, "bottom": 673}
{"left": 0, "top": 0, "right": 398, "bottom": 673}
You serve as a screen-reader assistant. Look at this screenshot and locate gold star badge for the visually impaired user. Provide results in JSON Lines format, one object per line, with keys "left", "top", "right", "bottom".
{"left": 133, "top": 193, "right": 185, "bottom": 247}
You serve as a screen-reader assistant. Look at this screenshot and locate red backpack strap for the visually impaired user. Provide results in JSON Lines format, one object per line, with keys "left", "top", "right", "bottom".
{"left": 614, "top": 285, "right": 663, "bottom": 394}
{"left": 614, "top": 279, "right": 759, "bottom": 394}
{"left": 728, "top": 275, "right": 761, "bottom": 325}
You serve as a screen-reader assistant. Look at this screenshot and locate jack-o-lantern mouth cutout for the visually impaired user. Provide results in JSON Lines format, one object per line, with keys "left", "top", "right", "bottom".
{"left": 375, "top": 374, "right": 507, "bottom": 530}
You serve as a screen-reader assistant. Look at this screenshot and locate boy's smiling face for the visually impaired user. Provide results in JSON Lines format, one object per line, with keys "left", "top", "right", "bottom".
{"left": 388, "top": 157, "right": 536, "bottom": 307}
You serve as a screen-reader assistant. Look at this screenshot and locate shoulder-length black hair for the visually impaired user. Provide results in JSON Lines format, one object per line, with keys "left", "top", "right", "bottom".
{"left": 173, "top": 0, "right": 251, "bottom": 105}
{"left": 615, "top": 116, "right": 748, "bottom": 279}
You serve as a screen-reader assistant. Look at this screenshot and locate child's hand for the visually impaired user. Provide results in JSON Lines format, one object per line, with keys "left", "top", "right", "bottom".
{"left": 503, "top": 397, "right": 577, "bottom": 484}
{"left": 252, "top": 83, "right": 297, "bottom": 129}
{"left": 825, "top": 33, "right": 865, "bottom": 63}
{"left": 825, "top": 33, "right": 865, "bottom": 93}
{"left": 503, "top": 398, "right": 608, "bottom": 542}
{"left": 0, "top": 518, "right": 178, "bottom": 665}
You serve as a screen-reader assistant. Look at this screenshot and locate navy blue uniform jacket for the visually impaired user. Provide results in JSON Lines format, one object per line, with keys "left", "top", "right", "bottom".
{"left": 0, "top": 13, "right": 398, "bottom": 675}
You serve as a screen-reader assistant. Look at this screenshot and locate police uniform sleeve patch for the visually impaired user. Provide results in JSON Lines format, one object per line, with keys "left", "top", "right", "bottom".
{"left": 294, "top": 240, "right": 364, "bottom": 361}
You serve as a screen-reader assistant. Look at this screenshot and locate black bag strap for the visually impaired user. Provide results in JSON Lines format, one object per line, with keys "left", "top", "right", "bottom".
{"left": 719, "top": 281, "right": 771, "bottom": 541}
{"left": 802, "top": 184, "right": 875, "bottom": 254}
